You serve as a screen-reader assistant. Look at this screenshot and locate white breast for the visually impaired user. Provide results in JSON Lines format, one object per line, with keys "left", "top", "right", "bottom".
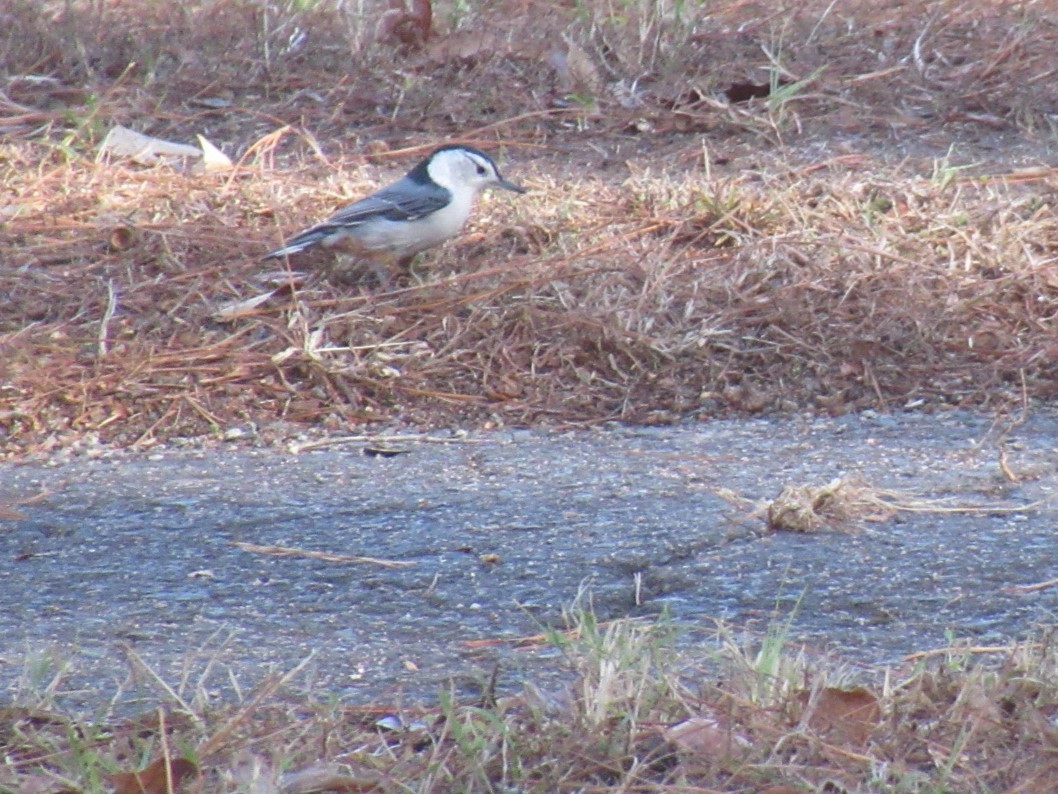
{"left": 352, "top": 188, "right": 473, "bottom": 257}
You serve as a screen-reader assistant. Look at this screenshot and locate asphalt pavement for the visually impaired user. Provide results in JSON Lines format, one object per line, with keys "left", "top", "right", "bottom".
{"left": 3, "top": 409, "right": 1057, "bottom": 711}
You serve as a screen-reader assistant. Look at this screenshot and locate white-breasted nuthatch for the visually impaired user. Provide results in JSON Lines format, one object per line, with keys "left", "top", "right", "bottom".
{"left": 264, "top": 144, "right": 525, "bottom": 281}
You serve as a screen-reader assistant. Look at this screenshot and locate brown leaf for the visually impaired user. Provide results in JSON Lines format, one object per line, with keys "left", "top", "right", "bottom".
{"left": 423, "top": 30, "right": 507, "bottom": 64}
{"left": 551, "top": 36, "right": 603, "bottom": 98}
{"left": 664, "top": 714, "right": 750, "bottom": 760}
{"left": 111, "top": 757, "right": 197, "bottom": 794}
{"left": 280, "top": 764, "right": 383, "bottom": 793}
{"left": 409, "top": 0, "right": 432, "bottom": 36}
{"left": 375, "top": 0, "right": 432, "bottom": 49}
{"left": 804, "top": 686, "right": 881, "bottom": 747}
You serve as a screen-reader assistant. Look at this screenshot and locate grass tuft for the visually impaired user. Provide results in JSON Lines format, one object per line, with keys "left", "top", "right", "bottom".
{"left": 7, "top": 605, "right": 1058, "bottom": 791}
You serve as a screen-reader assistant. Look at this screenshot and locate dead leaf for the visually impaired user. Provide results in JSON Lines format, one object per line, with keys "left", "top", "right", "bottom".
{"left": 409, "top": 0, "right": 432, "bottom": 38}
{"left": 213, "top": 291, "right": 276, "bottom": 321}
{"left": 803, "top": 686, "right": 881, "bottom": 747}
{"left": 550, "top": 35, "right": 603, "bottom": 99}
{"left": 98, "top": 125, "right": 202, "bottom": 166}
{"left": 375, "top": 0, "right": 432, "bottom": 49}
{"left": 280, "top": 763, "right": 382, "bottom": 793}
{"left": 197, "top": 134, "right": 233, "bottom": 171}
{"left": 229, "top": 751, "right": 279, "bottom": 793}
{"left": 111, "top": 757, "right": 197, "bottom": 794}
{"left": 664, "top": 714, "right": 750, "bottom": 760}
{"left": 724, "top": 81, "right": 774, "bottom": 103}
{"left": 422, "top": 30, "right": 507, "bottom": 64}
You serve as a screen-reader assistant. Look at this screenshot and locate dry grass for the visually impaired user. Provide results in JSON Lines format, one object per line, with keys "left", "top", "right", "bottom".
{"left": 712, "top": 473, "right": 1049, "bottom": 533}
{"left": 6, "top": 609, "right": 1058, "bottom": 792}
{"left": 3, "top": 0, "right": 1058, "bottom": 456}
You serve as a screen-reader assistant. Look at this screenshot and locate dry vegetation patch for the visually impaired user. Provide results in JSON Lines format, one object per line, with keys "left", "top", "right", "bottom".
{"left": 4, "top": 1, "right": 1058, "bottom": 456}
{"left": 6, "top": 612, "right": 1058, "bottom": 792}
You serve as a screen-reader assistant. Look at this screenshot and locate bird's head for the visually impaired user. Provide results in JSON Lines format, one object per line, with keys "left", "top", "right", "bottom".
{"left": 413, "top": 144, "right": 526, "bottom": 196}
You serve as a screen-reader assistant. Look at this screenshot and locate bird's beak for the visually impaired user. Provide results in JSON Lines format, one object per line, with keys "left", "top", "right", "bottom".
{"left": 496, "top": 177, "right": 527, "bottom": 194}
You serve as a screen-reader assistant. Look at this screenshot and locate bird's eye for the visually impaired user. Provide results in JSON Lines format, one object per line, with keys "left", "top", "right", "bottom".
{"left": 476, "top": 164, "right": 487, "bottom": 175}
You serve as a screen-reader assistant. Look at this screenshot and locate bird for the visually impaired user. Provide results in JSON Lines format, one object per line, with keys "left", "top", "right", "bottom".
{"left": 263, "top": 144, "right": 525, "bottom": 284}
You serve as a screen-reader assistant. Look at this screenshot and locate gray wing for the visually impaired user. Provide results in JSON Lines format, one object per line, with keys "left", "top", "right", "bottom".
{"left": 326, "top": 177, "right": 451, "bottom": 225}
{"left": 264, "top": 177, "right": 451, "bottom": 258}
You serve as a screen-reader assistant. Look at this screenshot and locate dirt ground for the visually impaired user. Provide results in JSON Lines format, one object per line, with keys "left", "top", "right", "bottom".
{"left": 3, "top": 1, "right": 1058, "bottom": 458}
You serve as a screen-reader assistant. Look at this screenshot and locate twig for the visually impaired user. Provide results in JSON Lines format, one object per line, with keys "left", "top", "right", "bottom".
{"left": 290, "top": 433, "right": 482, "bottom": 452}
{"left": 904, "top": 643, "right": 1036, "bottom": 661}
{"left": 230, "top": 541, "right": 414, "bottom": 568}
{"left": 196, "top": 651, "right": 317, "bottom": 759}
{"left": 97, "top": 279, "right": 118, "bottom": 356}
{"left": 1003, "top": 577, "right": 1058, "bottom": 594}
{"left": 119, "top": 645, "right": 202, "bottom": 723}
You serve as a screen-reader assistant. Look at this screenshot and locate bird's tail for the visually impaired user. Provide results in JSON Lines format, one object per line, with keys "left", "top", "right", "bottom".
{"left": 262, "top": 225, "right": 331, "bottom": 259}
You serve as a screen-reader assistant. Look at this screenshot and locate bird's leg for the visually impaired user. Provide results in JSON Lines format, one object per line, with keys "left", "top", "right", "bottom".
{"left": 321, "top": 234, "right": 397, "bottom": 288}
{"left": 401, "top": 254, "right": 428, "bottom": 285}
{"left": 363, "top": 252, "right": 398, "bottom": 289}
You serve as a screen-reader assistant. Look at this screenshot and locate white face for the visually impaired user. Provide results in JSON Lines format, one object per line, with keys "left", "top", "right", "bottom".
{"left": 458, "top": 149, "right": 498, "bottom": 188}
{"left": 427, "top": 148, "right": 524, "bottom": 194}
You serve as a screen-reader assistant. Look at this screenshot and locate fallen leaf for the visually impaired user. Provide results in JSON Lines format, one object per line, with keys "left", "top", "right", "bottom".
{"left": 197, "top": 134, "right": 233, "bottom": 171}
{"left": 664, "top": 714, "right": 750, "bottom": 760}
{"left": 423, "top": 30, "right": 507, "bottom": 63}
{"left": 280, "top": 763, "right": 382, "bottom": 793}
{"left": 375, "top": 0, "right": 432, "bottom": 49}
{"left": 98, "top": 125, "right": 202, "bottom": 166}
{"left": 549, "top": 35, "right": 603, "bottom": 99}
{"left": 213, "top": 291, "right": 276, "bottom": 321}
{"left": 111, "top": 757, "right": 197, "bottom": 794}
{"left": 804, "top": 686, "right": 881, "bottom": 747}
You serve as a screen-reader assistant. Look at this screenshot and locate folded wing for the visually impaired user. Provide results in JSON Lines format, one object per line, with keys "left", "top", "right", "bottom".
{"left": 265, "top": 177, "right": 452, "bottom": 258}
